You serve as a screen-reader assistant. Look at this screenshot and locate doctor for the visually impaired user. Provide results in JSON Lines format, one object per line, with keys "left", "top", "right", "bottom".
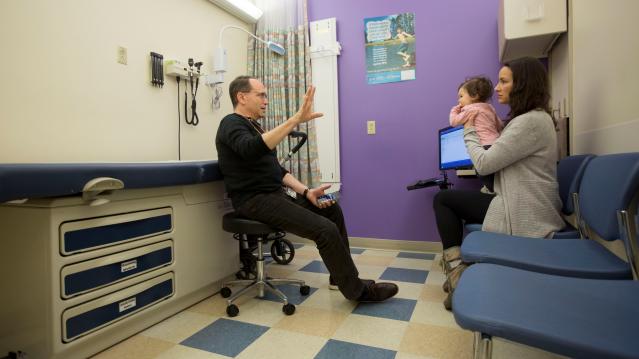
{"left": 215, "top": 76, "right": 398, "bottom": 303}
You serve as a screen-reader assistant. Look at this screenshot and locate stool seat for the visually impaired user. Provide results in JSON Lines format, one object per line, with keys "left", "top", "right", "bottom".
{"left": 223, "top": 212, "right": 279, "bottom": 234}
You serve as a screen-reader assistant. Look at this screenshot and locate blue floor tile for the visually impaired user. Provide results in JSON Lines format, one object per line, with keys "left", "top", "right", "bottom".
{"left": 350, "top": 247, "right": 366, "bottom": 254}
{"left": 259, "top": 283, "right": 318, "bottom": 305}
{"left": 181, "top": 318, "right": 268, "bottom": 357}
{"left": 299, "top": 260, "right": 330, "bottom": 274}
{"left": 315, "top": 339, "right": 396, "bottom": 359}
{"left": 380, "top": 267, "right": 429, "bottom": 284}
{"left": 353, "top": 297, "right": 417, "bottom": 321}
{"left": 397, "top": 251, "right": 436, "bottom": 260}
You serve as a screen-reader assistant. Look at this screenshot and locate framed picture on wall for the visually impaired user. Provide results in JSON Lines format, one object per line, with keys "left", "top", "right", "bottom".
{"left": 364, "top": 12, "right": 416, "bottom": 85}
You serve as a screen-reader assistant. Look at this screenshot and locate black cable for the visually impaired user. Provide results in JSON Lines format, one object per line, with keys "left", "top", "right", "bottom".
{"left": 191, "top": 77, "right": 200, "bottom": 126}
{"left": 186, "top": 69, "right": 199, "bottom": 126}
{"left": 184, "top": 78, "right": 188, "bottom": 126}
{"left": 177, "top": 77, "right": 181, "bottom": 160}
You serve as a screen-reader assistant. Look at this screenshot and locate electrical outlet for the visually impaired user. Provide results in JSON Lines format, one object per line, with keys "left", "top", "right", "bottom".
{"left": 367, "top": 120, "right": 376, "bottom": 135}
{"left": 117, "top": 46, "right": 127, "bottom": 65}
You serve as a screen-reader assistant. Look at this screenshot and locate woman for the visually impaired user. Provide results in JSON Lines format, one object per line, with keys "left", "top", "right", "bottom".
{"left": 433, "top": 57, "right": 565, "bottom": 308}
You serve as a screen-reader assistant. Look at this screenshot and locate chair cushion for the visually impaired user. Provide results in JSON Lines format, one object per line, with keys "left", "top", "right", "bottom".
{"left": 461, "top": 231, "right": 632, "bottom": 279}
{"left": 464, "top": 223, "right": 483, "bottom": 233}
{"left": 551, "top": 228, "right": 579, "bottom": 239}
{"left": 222, "top": 212, "right": 278, "bottom": 235}
{"left": 465, "top": 224, "right": 578, "bottom": 239}
{"left": 453, "top": 264, "right": 639, "bottom": 359}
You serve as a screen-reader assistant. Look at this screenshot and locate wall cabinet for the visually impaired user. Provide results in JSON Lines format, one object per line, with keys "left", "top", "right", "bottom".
{"left": 499, "top": 0, "right": 567, "bottom": 62}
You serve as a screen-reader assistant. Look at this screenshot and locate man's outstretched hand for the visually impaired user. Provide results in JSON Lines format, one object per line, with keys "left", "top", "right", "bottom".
{"left": 306, "top": 184, "right": 334, "bottom": 208}
{"left": 294, "top": 86, "right": 323, "bottom": 124}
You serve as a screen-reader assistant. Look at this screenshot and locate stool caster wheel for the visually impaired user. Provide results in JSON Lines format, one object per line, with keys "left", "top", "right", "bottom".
{"left": 271, "top": 238, "right": 295, "bottom": 265}
{"left": 227, "top": 304, "right": 239, "bottom": 317}
{"left": 282, "top": 303, "right": 295, "bottom": 315}
{"left": 300, "top": 285, "right": 310, "bottom": 296}
{"left": 220, "top": 287, "right": 232, "bottom": 298}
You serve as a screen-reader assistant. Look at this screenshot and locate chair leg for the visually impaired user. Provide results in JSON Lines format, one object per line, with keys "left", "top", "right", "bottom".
{"left": 222, "top": 234, "right": 307, "bottom": 312}
{"left": 473, "top": 332, "right": 493, "bottom": 359}
{"left": 267, "top": 278, "right": 306, "bottom": 286}
{"left": 473, "top": 332, "right": 481, "bottom": 358}
{"left": 263, "top": 281, "right": 288, "bottom": 305}
{"left": 226, "top": 280, "right": 261, "bottom": 305}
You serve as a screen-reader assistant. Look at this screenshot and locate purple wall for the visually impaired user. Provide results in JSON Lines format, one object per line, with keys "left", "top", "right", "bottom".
{"left": 308, "top": 0, "right": 509, "bottom": 242}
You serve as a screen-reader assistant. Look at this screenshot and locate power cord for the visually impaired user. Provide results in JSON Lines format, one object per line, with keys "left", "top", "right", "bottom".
{"left": 176, "top": 77, "right": 182, "bottom": 160}
{"left": 212, "top": 83, "right": 223, "bottom": 109}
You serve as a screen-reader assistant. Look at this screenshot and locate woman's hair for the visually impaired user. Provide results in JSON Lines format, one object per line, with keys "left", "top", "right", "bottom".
{"left": 504, "top": 57, "right": 551, "bottom": 119}
{"left": 459, "top": 76, "right": 493, "bottom": 103}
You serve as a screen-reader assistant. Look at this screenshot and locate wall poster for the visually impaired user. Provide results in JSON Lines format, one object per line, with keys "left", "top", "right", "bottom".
{"left": 364, "top": 13, "right": 416, "bottom": 85}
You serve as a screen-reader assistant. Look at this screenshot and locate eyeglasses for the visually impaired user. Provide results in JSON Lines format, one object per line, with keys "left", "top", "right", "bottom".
{"left": 241, "top": 91, "right": 268, "bottom": 100}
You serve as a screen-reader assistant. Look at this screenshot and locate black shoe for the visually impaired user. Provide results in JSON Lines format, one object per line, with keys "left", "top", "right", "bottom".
{"left": 330, "top": 277, "right": 374, "bottom": 290}
{"left": 358, "top": 282, "right": 399, "bottom": 303}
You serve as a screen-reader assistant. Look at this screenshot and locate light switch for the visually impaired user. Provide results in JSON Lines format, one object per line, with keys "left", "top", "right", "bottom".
{"left": 367, "top": 120, "right": 376, "bottom": 135}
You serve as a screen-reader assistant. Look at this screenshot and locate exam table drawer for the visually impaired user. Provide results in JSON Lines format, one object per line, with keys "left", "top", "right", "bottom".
{"left": 62, "top": 272, "right": 174, "bottom": 342}
{"left": 59, "top": 207, "right": 173, "bottom": 255}
{"left": 61, "top": 241, "right": 174, "bottom": 298}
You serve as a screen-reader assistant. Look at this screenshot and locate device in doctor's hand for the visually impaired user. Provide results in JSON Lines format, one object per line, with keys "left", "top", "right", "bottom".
{"left": 317, "top": 192, "right": 339, "bottom": 205}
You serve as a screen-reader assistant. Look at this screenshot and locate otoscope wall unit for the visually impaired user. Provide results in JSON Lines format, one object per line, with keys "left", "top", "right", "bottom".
{"left": 164, "top": 59, "right": 203, "bottom": 80}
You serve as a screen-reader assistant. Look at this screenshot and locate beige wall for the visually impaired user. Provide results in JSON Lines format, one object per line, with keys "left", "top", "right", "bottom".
{"left": 0, "top": 0, "right": 251, "bottom": 163}
{"left": 551, "top": 0, "right": 639, "bottom": 155}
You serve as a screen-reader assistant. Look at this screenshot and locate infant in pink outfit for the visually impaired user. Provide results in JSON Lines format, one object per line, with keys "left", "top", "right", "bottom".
{"left": 449, "top": 76, "right": 502, "bottom": 145}
{"left": 449, "top": 76, "right": 502, "bottom": 191}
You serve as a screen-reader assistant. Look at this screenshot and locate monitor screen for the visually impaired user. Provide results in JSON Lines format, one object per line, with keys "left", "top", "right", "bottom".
{"left": 439, "top": 126, "right": 473, "bottom": 170}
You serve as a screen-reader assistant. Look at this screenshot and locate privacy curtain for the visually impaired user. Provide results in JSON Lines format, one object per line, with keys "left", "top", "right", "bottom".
{"left": 248, "top": 0, "right": 321, "bottom": 187}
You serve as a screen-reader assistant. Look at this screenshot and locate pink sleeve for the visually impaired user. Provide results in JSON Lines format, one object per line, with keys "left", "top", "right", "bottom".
{"left": 449, "top": 105, "right": 466, "bottom": 126}
{"left": 474, "top": 112, "right": 502, "bottom": 146}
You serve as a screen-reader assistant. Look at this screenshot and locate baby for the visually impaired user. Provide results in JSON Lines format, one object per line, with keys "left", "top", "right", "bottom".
{"left": 449, "top": 76, "right": 502, "bottom": 191}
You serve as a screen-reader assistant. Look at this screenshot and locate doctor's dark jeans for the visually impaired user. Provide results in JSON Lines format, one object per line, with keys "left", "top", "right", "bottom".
{"left": 236, "top": 190, "right": 365, "bottom": 300}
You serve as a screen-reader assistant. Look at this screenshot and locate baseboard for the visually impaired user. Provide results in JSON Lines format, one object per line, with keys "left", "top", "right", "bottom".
{"left": 286, "top": 233, "right": 442, "bottom": 253}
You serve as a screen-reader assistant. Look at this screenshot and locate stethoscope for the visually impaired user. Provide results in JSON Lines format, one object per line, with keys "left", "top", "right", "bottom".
{"left": 185, "top": 59, "right": 202, "bottom": 126}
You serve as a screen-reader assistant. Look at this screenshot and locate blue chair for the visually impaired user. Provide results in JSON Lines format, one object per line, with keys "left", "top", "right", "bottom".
{"left": 453, "top": 263, "right": 639, "bottom": 359}
{"left": 464, "top": 154, "right": 595, "bottom": 238}
{"left": 460, "top": 153, "right": 639, "bottom": 279}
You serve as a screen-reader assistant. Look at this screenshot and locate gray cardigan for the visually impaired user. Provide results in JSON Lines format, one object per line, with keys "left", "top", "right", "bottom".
{"left": 464, "top": 109, "right": 565, "bottom": 238}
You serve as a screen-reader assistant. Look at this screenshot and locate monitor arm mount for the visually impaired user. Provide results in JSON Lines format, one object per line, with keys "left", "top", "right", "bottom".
{"left": 406, "top": 171, "right": 451, "bottom": 191}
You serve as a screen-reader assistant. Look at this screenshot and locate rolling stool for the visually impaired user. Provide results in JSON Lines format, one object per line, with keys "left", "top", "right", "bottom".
{"left": 219, "top": 212, "right": 310, "bottom": 317}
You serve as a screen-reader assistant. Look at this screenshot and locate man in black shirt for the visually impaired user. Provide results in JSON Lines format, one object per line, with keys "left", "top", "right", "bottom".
{"left": 215, "top": 76, "right": 398, "bottom": 302}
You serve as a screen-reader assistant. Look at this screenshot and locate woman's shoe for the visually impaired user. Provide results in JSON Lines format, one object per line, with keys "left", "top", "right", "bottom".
{"left": 443, "top": 290, "right": 453, "bottom": 311}
{"left": 442, "top": 246, "right": 461, "bottom": 274}
{"left": 329, "top": 276, "right": 338, "bottom": 290}
{"left": 442, "top": 278, "right": 451, "bottom": 293}
{"left": 446, "top": 262, "right": 469, "bottom": 291}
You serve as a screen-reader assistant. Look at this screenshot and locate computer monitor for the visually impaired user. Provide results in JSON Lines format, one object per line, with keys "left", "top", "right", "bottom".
{"left": 439, "top": 126, "right": 473, "bottom": 170}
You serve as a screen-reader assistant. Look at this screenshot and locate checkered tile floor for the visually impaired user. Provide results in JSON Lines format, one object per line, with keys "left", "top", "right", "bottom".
{"left": 92, "top": 244, "right": 564, "bottom": 359}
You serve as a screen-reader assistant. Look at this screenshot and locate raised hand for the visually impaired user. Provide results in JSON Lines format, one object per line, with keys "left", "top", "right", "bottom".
{"left": 295, "top": 86, "right": 323, "bottom": 124}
